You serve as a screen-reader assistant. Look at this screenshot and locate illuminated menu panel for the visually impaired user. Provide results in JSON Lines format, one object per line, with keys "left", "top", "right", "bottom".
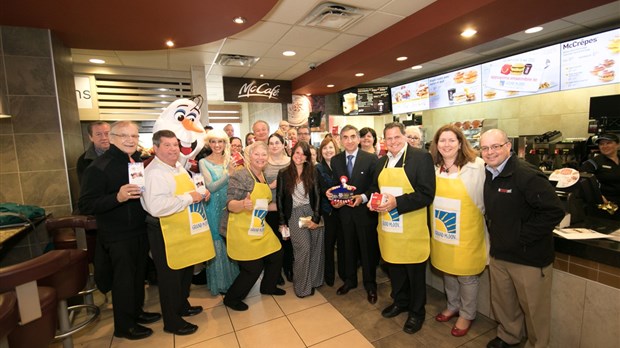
{"left": 390, "top": 79, "right": 429, "bottom": 114}
{"left": 429, "top": 66, "right": 482, "bottom": 109}
{"left": 341, "top": 86, "right": 391, "bottom": 115}
{"left": 481, "top": 45, "right": 561, "bottom": 101}
{"left": 560, "top": 28, "right": 620, "bottom": 90}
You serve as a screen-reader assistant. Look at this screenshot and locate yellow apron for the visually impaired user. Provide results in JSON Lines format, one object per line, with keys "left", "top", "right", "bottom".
{"left": 377, "top": 150, "right": 430, "bottom": 264}
{"left": 227, "top": 169, "right": 281, "bottom": 261}
{"left": 431, "top": 172, "right": 486, "bottom": 275}
{"left": 160, "top": 171, "right": 215, "bottom": 270}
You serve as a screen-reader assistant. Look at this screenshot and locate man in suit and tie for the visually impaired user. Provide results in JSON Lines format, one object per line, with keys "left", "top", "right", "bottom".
{"left": 329, "top": 124, "right": 379, "bottom": 304}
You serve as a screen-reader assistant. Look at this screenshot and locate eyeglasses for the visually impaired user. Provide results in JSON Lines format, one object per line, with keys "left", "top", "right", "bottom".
{"left": 110, "top": 133, "right": 139, "bottom": 140}
{"left": 406, "top": 136, "right": 420, "bottom": 140}
{"left": 480, "top": 142, "right": 509, "bottom": 153}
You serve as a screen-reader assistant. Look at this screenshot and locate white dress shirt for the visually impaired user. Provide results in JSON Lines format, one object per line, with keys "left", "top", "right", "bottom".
{"left": 141, "top": 156, "right": 194, "bottom": 217}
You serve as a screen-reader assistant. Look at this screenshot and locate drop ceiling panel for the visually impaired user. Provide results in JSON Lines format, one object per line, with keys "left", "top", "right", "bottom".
{"left": 219, "top": 38, "right": 271, "bottom": 57}
{"left": 180, "top": 40, "right": 226, "bottom": 53}
{"left": 72, "top": 53, "right": 123, "bottom": 66}
{"left": 262, "top": 44, "right": 315, "bottom": 59}
{"left": 206, "top": 65, "right": 250, "bottom": 77}
{"left": 116, "top": 50, "right": 169, "bottom": 70}
{"left": 262, "top": 0, "right": 320, "bottom": 25}
{"left": 253, "top": 56, "right": 299, "bottom": 69}
{"left": 321, "top": 33, "right": 368, "bottom": 52}
{"left": 231, "top": 21, "right": 293, "bottom": 44}
{"left": 345, "top": 11, "right": 404, "bottom": 37}
{"left": 71, "top": 49, "right": 118, "bottom": 57}
{"left": 277, "top": 62, "right": 314, "bottom": 80}
{"left": 379, "top": 0, "right": 436, "bottom": 16}
{"left": 278, "top": 26, "right": 340, "bottom": 48}
{"left": 337, "top": 0, "right": 391, "bottom": 10}
{"left": 169, "top": 51, "right": 217, "bottom": 71}
{"left": 302, "top": 49, "right": 341, "bottom": 64}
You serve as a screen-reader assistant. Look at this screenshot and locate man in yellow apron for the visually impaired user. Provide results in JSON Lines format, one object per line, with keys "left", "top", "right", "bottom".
{"left": 368, "top": 123, "right": 435, "bottom": 335}
{"left": 142, "top": 130, "right": 215, "bottom": 336}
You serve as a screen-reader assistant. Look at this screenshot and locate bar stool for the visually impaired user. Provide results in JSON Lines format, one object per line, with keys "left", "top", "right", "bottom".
{"left": 0, "top": 292, "right": 18, "bottom": 347}
{"left": 38, "top": 249, "right": 100, "bottom": 348}
{"left": 47, "top": 215, "right": 98, "bottom": 305}
{"left": 0, "top": 251, "right": 62, "bottom": 348}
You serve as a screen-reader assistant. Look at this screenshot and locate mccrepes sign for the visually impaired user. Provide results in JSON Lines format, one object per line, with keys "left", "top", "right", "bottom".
{"left": 223, "top": 77, "right": 292, "bottom": 104}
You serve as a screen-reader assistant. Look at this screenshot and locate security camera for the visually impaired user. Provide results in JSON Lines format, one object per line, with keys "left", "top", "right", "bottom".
{"left": 308, "top": 63, "right": 317, "bottom": 70}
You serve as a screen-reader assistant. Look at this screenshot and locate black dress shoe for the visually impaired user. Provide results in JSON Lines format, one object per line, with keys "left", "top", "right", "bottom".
{"left": 336, "top": 284, "right": 356, "bottom": 295}
{"left": 182, "top": 305, "right": 203, "bottom": 317}
{"left": 487, "top": 337, "right": 520, "bottom": 348}
{"left": 277, "top": 275, "right": 285, "bottom": 286}
{"left": 224, "top": 299, "right": 249, "bottom": 311}
{"left": 114, "top": 324, "right": 153, "bottom": 340}
{"left": 403, "top": 316, "right": 424, "bottom": 334}
{"left": 261, "top": 287, "right": 286, "bottom": 296}
{"left": 136, "top": 311, "right": 162, "bottom": 324}
{"left": 285, "top": 269, "right": 294, "bottom": 282}
{"left": 367, "top": 290, "right": 377, "bottom": 304}
{"left": 381, "top": 304, "right": 407, "bottom": 318}
{"left": 164, "top": 322, "right": 198, "bottom": 336}
{"left": 191, "top": 270, "right": 207, "bottom": 285}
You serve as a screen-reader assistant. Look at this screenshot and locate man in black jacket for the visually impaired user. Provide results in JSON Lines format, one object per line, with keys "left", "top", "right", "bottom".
{"left": 77, "top": 121, "right": 110, "bottom": 183}
{"left": 329, "top": 124, "right": 379, "bottom": 304}
{"left": 480, "top": 129, "right": 564, "bottom": 348}
{"left": 79, "top": 121, "right": 161, "bottom": 340}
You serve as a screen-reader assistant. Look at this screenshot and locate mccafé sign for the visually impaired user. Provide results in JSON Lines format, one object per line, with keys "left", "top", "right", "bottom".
{"left": 223, "top": 77, "right": 292, "bottom": 104}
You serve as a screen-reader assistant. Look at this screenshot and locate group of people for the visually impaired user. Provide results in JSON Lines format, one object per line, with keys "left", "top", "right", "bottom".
{"left": 78, "top": 116, "right": 595, "bottom": 348}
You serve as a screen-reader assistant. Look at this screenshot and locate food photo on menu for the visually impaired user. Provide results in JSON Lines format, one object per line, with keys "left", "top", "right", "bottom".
{"left": 390, "top": 79, "right": 430, "bottom": 114}
{"left": 481, "top": 44, "right": 561, "bottom": 101}
{"left": 428, "top": 66, "right": 482, "bottom": 109}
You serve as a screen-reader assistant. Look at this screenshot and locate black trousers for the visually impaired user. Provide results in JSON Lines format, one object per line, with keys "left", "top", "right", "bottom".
{"left": 146, "top": 217, "right": 194, "bottom": 331}
{"left": 389, "top": 260, "right": 427, "bottom": 319}
{"left": 96, "top": 233, "right": 148, "bottom": 332}
{"left": 265, "top": 211, "right": 293, "bottom": 273}
{"left": 340, "top": 207, "right": 379, "bottom": 291}
{"left": 323, "top": 210, "right": 345, "bottom": 283}
{"left": 224, "top": 248, "right": 283, "bottom": 306}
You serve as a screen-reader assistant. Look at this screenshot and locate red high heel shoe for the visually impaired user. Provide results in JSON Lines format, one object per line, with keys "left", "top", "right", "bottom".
{"left": 435, "top": 311, "right": 459, "bottom": 322}
{"left": 450, "top": 319, "right": 473, "bottom": 337}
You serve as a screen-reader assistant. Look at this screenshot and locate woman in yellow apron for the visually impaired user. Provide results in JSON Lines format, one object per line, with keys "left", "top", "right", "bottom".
{"left": 221, "top": 141, "right": 285, "bottom": 311}
{"left": 429, "top": 124, "right": 488, "bottom": 337}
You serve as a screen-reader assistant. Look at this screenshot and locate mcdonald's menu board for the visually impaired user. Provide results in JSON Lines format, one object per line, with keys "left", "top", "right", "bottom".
{"left": 560, "top": 28, "right": 620, "bottom": 91}
{"left": 481, "top": 44, "right": 561, "bottom": 101}
{"left": 390, "top": 79, "right": 429, "bottom": 114}
{"left": 341, "top": 86, "right": 390, "bottom": 115}
{"left": 428, "top": 66, "right": 482, "bottom": 109}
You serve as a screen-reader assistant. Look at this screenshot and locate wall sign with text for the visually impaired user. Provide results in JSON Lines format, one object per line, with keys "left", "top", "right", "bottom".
{"left": 223, "top": 77, "right": 292, "bottom": 104}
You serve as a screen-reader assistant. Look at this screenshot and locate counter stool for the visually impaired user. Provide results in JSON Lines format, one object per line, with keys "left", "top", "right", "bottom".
{"left": 0, "top": 292, "right": 18, "bottom": 347}
{"left": 0, "top": 251, "right": 63, "bottom": 348}
{"left": 38, "top": 249, "right": 100, "bottom": 348}
{"left": 47, "top": 215, "right": 98, "bottom": 305}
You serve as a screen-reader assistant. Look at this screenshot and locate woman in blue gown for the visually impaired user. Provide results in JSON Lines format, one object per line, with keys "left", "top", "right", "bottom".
{"left": 199, "top": 129, "right": 239, "bottom": 295}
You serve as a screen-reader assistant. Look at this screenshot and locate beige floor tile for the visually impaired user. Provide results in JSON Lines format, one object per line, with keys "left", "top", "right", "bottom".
{"left": 175, "top": 305, "right": 234, "bottom": 348}
{"left": 72, "top": 313, "right": 115, "bottom": 344}
{"left": 288, "top": 303, "right": 354, "bottom": 346}
{"left": 236, "top": 316, "right": 305, "bottom": 348}
{"left": 72, "top": 336, "right": 113, "bottom": 347}
{"left": 227, "top": 295, "right": 284, "bottom": 331}
{"left": 109, "top": 325, "right": 173, "bottom": 348}
{"left": 309, "top": 329, "right": 373, "bottom": 348}
{"left": 324, "top": 287, "right": 376, "bottom": 318}
{"left": 273, "top": 287, "right": 327, "bottom": 315}
{"left": 184, "top": 332, "right": 240, "bottom": 348}
{"left": 348, "top": 306, "right": 402, "bottom": 342}
{"left": 372, "top": 330, "right": 427, "bottom": 348}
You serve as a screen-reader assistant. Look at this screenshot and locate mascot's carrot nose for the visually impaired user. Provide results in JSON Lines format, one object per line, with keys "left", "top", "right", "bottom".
{"left": 182, "top": 118, "right": 204, "bottom": 133}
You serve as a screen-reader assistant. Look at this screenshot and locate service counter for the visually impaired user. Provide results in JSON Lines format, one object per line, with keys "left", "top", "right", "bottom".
{"left": 0, "top": 216, "right": 49, "bottom": 267}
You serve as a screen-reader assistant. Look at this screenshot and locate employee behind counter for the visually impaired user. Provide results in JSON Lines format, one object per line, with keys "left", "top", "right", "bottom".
{"left": 580, "top": 132, "right": 620, "bottom": 221}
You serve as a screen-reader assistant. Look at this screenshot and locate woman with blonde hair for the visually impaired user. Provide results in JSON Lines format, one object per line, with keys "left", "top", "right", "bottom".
{"left": 199, "top": 130, "right": 239, "bottom": 295}
{"left": 429, "top": 124, "right": 487, "bottom": 337}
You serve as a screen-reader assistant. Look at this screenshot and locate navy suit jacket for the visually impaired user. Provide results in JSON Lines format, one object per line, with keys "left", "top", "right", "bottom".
{"left": 331, "top": 149, "right": 378, "bottom": 218}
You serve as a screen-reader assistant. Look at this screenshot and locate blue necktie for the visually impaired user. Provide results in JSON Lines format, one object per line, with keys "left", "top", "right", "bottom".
{"left": 347, "top": 155, "right": 354, "bottom": 177}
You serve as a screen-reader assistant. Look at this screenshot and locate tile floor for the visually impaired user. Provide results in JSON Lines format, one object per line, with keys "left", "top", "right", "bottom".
{"left": 52, "top": 269, "right": 511, "bottom": 348}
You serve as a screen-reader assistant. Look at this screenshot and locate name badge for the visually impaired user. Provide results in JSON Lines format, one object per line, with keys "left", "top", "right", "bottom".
{"left": 498, "top": 188, "right": 512, "bottom": 193}
{"left": 602, "top": 165, "right": 612, "bottom": 169}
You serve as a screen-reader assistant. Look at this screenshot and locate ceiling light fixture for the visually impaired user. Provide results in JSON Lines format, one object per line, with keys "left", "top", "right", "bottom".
{"left": 282, "top": 51, "right": 296, "bottom": 57}
{"left": 327, "top": 84, "right": 335, "bottom": 88}
{"left": 166, "top": 40, "right": 175, "bottom": 47}
{"left": 355, "top": 73, "right": 364, "bottom": 77}
{"left": 411, "top": 65, "right": 423, "bottom": 70}
{"left": 461, "top": 28, "right": 477, "bottom": 38}
{"left": 259, "top": 74, "right": 265, "bottom": 77}
{"left": 396, "top": 56, "right": 408, "bottom": 61}
{"left": 525, "top": 26, "right": 543, "bottom": 34}
{"left": 89, "top": 58, "right": 106, "bottom": 64}
{"left": 233, "top": 16, "right": 246, "bottom": 24}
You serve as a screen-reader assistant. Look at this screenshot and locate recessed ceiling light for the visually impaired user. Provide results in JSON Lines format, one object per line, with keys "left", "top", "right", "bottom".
{"left": 355, "top": 73, "right": 364, "bottom": 77}
{"left": 259, "top": 74, "right": 264, "bottom": 77}
{"left": 166, "top": 40, "right": 175, "bottom": 47}
{"left": 327, "top": 84, "right": 335, "bottom": 88}
{"left": 282, "top": 51, "right": 296, "bottom": 56}
{"left": 525, "top": 26, "right": 543, "bottom": 34}
{"left": 306, "top": 93, "right": 311, "bottom": 96}
{"left": 461, "top": 28, "right": 477, "bottom": 38}
{"left": 411, "top": 65, "right": 423, "bottom": 70}
{"left": 89, "top": 58, "right": 106, "bottom": 64}
{"left": 396, "top": 56, "right": 408, "bottom": 61}
{"left": 233, "top": 17, "right": 246, "bottom": 24}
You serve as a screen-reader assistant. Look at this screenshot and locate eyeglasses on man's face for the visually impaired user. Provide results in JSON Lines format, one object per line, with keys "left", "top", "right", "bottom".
{"left": 480, "top": 142, "right": 509, "bottom": 153}
{"left": 406, "top": 135, "right": 420, "bottom": 140}
{"left": 110, "top": 133, "right": 139, "bottom": 140}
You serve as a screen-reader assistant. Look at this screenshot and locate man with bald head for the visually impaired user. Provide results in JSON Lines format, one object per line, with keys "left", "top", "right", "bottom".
{"left": 252, "top": 120, "right": 270, "bottom": 143}
{"left": 480, "top": 129, "right": 564, "bottom": 348}
{"left": 224, "top": 124, "right": 235, "bottom": 138}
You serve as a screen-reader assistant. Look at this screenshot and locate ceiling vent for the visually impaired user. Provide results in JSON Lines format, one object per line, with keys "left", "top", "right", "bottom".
{"left": 301, "top": 2, "right": 367, "bottom": 31}
{"left": 215, "top": 54, "right": 260, "bottom": 67}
